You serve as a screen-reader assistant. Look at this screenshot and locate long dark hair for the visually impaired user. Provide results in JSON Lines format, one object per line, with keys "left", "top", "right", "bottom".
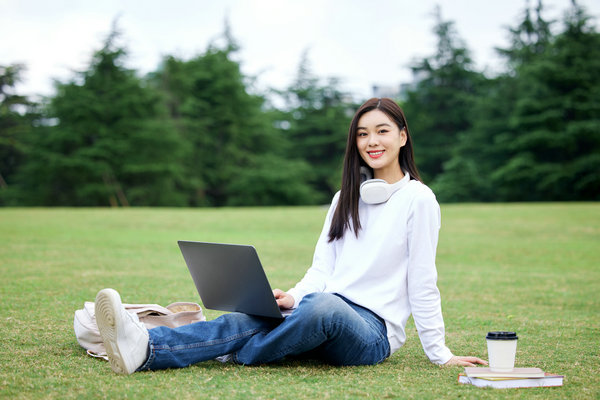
{"left": 328, "top": 98, "right": 421, "bottom": 242}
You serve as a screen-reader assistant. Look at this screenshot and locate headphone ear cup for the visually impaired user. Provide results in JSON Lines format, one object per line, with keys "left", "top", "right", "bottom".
{"left": 360, "top": 179, "right": 390, "bottom": 204}
{"left": 360, "top": 172, "right": 411, "bottom": 204}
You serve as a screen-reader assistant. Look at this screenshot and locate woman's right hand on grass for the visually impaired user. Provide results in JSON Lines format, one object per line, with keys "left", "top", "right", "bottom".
{"left": 444, "top": 356, "right": 488, "bottom": 367}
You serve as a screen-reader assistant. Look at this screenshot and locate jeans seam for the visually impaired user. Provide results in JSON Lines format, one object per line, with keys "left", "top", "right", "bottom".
{"left": 273, "top": 328, "right": 325, "bottom": 360}
{"left": 152, "top": 328, "right": 264, "bottom": 353}
{"left": 137, "top": 335, "right": 156, "bottom": 371}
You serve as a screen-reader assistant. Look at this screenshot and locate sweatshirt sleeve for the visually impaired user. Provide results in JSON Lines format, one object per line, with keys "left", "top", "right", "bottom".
{"left": 406, "top": 191, "right": 454, "bottom": 365}
{"left": 287, "top": 192, "right": 339, "bottom": 308}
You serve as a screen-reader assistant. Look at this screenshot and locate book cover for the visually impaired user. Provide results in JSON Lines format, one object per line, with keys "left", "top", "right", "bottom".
{"left": 458, "top": 373, "right": 564, "bottom": 389}
{"left": 464, "top": 367, "right": 545, "bottom": 378}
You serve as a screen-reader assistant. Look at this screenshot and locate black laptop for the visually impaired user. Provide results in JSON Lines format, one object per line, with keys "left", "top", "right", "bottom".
{"left": 178, "top": 241, "right": 292, "bottom": 319}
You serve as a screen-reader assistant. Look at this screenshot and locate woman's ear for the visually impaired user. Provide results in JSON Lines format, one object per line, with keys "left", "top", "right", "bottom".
{"left": 400, "top": 128, "right": 408, "bottom": 147}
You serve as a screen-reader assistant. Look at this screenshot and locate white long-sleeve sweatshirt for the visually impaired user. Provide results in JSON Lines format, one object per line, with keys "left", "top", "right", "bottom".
{"left": 287, "top": 175, "right": 454, "bottom": 365}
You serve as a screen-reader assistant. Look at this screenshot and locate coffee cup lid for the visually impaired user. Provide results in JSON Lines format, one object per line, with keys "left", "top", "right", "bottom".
{"left": 486, "top": 331, "right": 518, "bottom": 340}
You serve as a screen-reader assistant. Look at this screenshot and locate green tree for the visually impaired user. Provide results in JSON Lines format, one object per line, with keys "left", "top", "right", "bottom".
{"left": 433, "top": 0, "right": 555, "bottom": 202}
{"left": 153, "top": 31, "right": 318, "bottom": 206}
{"left": 276, "top": 52, "right": 355, "bottom": 203}
{"left": 497, "top": 0, "right": 553, "bottom": 68}
{"left": 493, "top": 0, "right": 600, "bottom": 200}
{"left": 0, "top": 64, "right": 37, "bottom": 205}
{"left": 402, "top": 7, "right": 485, "bottom": 188}
{"left": 431, "top": 74, "right": 512, "bottom": 202}
{"left": 18, "top": 29, "right": 187, "bottom": 206}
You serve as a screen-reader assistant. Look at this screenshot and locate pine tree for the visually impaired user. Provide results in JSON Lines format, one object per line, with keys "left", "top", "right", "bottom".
{"left": 402, "top": 7, "right": 485, "bottom": 186}
{"left": 152, "top": 31, "right": 318, "bottom": 206}
{"left": 496, "top": 0, "right": 553, "bottom": 68}
{"left": 493, "top": 0, "right": 600, "bottom": 200}
{"left": 434, "top": 0, "right": 557, "bottom": 202}
{"left": 276, "top": 52, "right": 355, "bottom": 202}
{"left": 18, "top": 28, "right": 187, "bottom": 206}
{"left": 0, "top": 64, "right": 37, "bottom": 205}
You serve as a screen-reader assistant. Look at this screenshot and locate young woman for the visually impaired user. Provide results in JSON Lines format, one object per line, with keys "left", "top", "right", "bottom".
{"left": 95, "top": 97, "right": 486, "bottom": 374}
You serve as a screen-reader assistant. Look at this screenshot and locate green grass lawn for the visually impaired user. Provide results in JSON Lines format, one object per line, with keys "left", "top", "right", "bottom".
{"left": 0, "top": 203, "right": 598, "bottom": 399}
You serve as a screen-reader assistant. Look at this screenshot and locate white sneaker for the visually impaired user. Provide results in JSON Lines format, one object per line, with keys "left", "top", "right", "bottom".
{"left": 95, "top": 288, "right": 149, "bottom": 375}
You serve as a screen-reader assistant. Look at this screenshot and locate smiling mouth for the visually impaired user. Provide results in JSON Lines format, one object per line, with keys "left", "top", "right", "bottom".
{"left": 367, "top": 150, "right": 385, "bottom": 159}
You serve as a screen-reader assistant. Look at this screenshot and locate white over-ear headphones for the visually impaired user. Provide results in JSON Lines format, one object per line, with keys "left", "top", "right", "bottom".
{"left": 360, "top": 167, "right": 410, "bottom": 204}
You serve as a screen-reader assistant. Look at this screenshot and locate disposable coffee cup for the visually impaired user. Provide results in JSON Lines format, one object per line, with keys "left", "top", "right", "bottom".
{"left": 486, "top": 331, "right": 518, "bottom": 372}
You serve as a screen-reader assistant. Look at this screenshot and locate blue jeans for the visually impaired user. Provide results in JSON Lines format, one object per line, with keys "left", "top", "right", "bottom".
{"left": 139, "top": 292, "right": 390, "bottom": 370}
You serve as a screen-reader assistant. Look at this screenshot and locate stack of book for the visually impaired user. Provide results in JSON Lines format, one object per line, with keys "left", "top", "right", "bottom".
{"left": 458, "top": 367, "right": 564, "bottom": 389}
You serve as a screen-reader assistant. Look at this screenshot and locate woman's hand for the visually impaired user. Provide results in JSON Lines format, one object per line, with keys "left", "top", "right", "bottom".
{"left": 272, "top": 289, "right": 295, "bottom": 309}
{"left": 444, "top": 356, "right": 488, "bottom": 367}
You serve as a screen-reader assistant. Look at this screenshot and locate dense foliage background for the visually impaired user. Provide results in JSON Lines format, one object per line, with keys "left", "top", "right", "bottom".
{"left": 1, "top": 1, "right": 598, "bottom": 206}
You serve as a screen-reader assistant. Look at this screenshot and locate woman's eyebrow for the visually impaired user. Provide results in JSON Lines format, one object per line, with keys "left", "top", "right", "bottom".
{"left": 357, "top": 123, "right": 392, "bottom": 130}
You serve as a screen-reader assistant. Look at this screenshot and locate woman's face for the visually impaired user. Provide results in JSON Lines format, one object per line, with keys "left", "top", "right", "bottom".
{"left": 356, "top": 109, "right": 407, "bottom": 182}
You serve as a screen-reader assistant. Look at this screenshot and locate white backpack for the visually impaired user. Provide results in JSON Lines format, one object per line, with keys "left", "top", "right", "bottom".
{"left": 74, "top": 301, "right": 206, "bottom": 359}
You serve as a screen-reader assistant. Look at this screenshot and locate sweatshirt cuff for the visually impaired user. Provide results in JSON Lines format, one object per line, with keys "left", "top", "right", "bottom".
{"left": 432, "top": 347, "right": 454, "bottom": 365}
{"left": 286, "top": 288, "right": 303, "bottom": 309}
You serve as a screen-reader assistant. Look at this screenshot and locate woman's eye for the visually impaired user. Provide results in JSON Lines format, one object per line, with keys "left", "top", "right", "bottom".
{"left": 358, "top": 132, "right": 367, "bottom": 137}
{"left": 378, "top": 129, "right": 388, "bottom": 134}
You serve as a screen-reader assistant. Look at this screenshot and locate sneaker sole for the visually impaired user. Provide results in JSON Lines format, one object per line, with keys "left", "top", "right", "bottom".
{"left": 95, "top": 289, "right": 131, "bottom": 375}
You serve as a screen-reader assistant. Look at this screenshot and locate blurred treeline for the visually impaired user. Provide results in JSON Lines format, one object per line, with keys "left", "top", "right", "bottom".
{"left": 1, "top": 1, "right": 598, "bottom": 206}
